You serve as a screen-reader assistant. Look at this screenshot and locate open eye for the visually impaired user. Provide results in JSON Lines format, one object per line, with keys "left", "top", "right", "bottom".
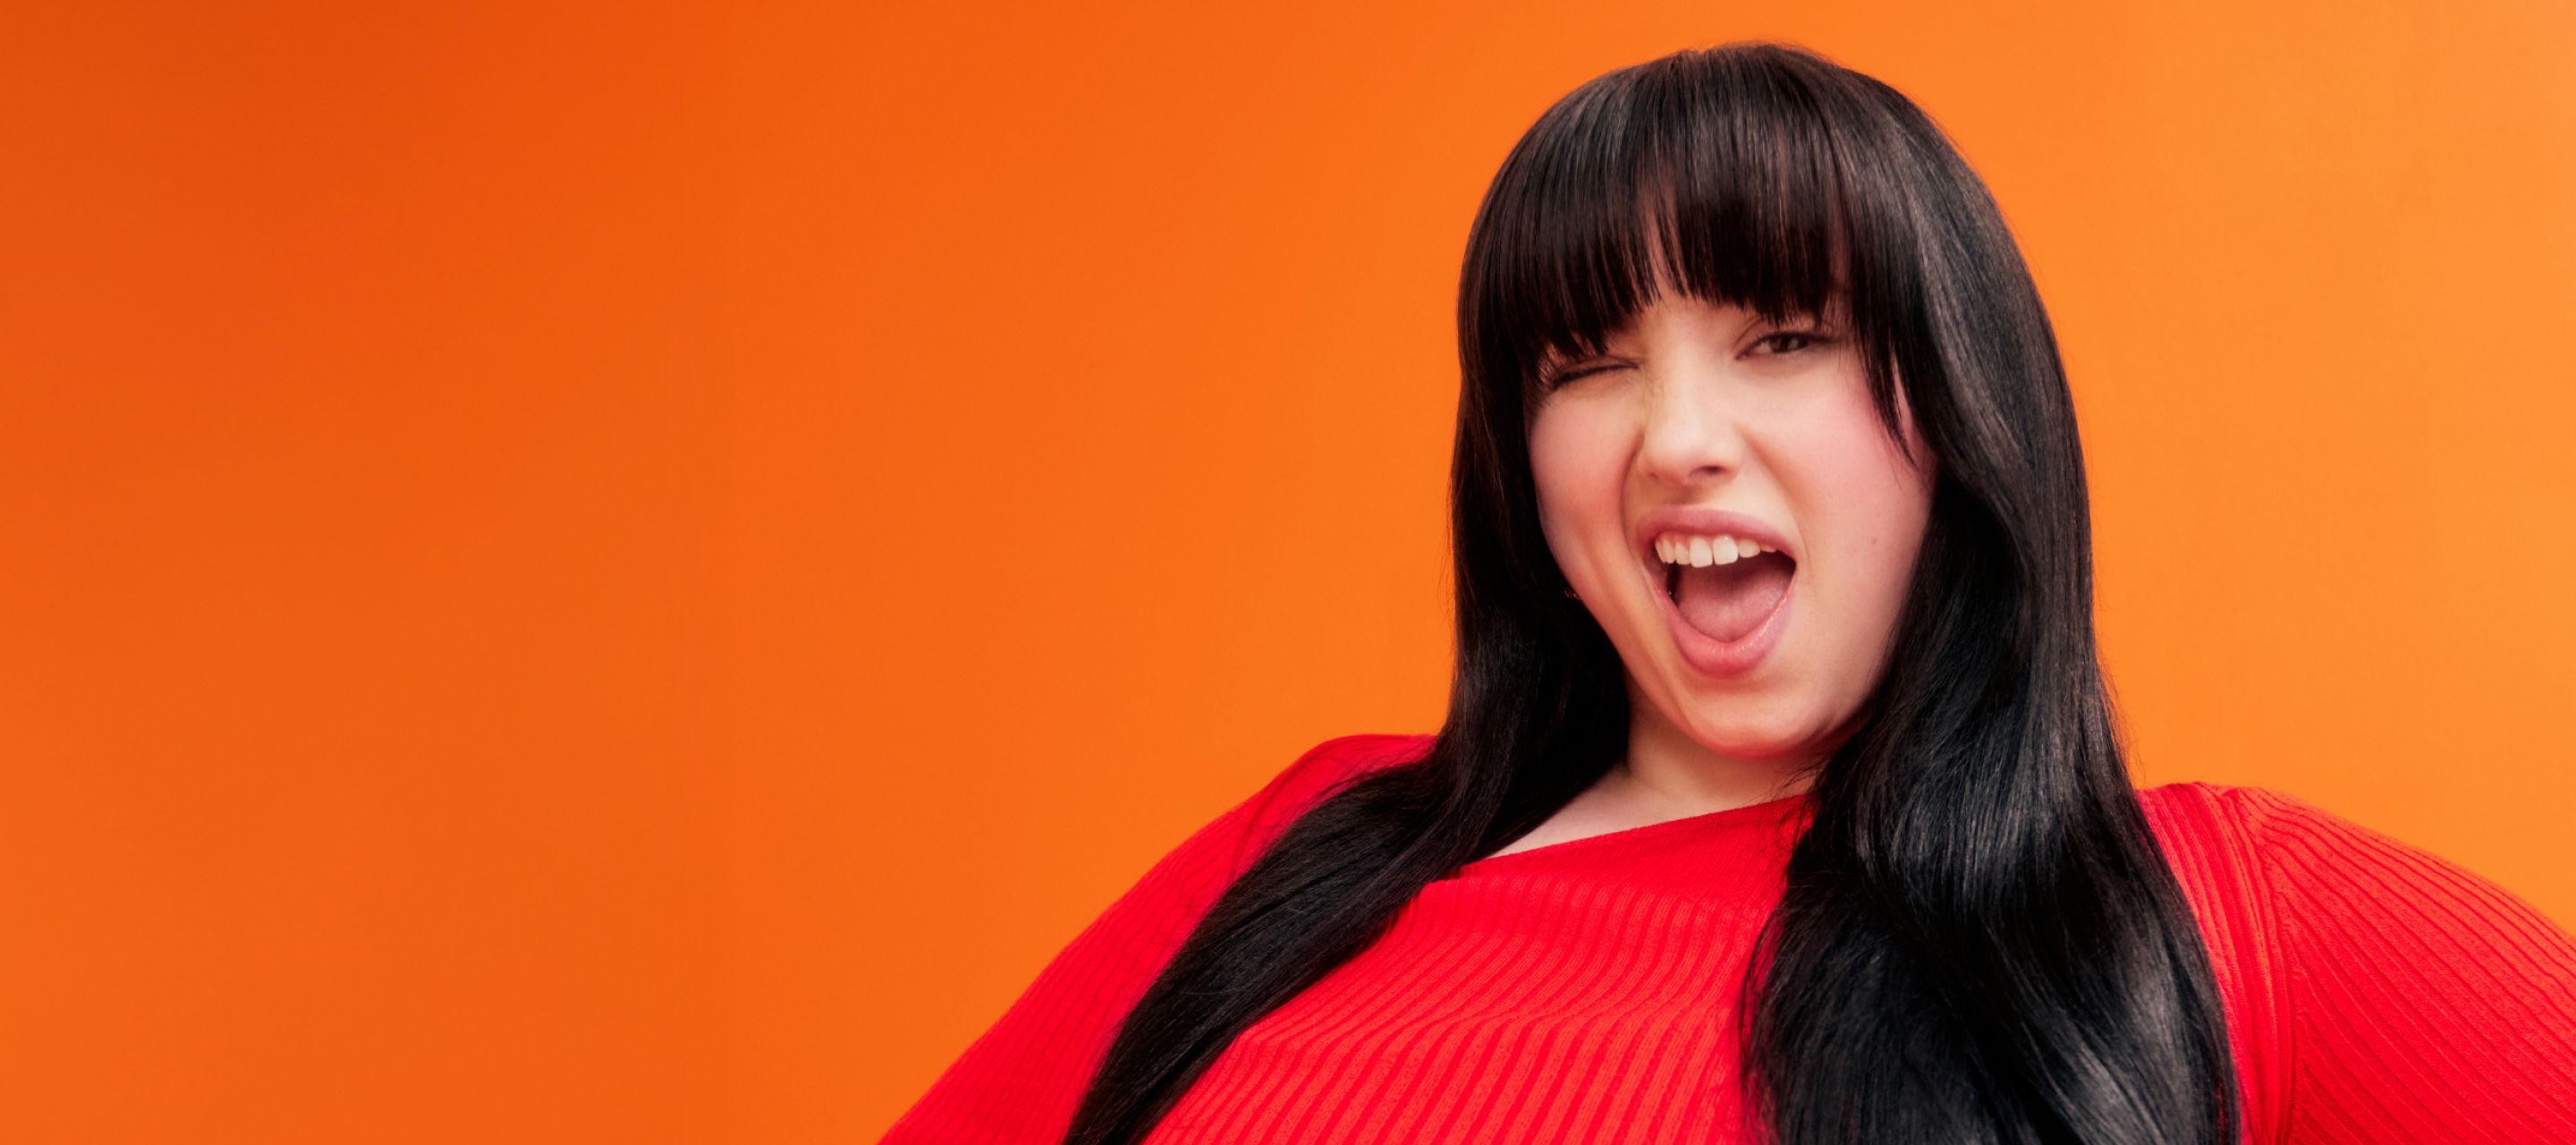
{"left": 1750, "top": 328, "right": 1836, "bottom": 357}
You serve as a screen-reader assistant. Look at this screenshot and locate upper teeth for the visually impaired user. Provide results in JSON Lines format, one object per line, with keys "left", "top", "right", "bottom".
{"left": 1655, "top": 533, "right": 1780, "bottom": 567}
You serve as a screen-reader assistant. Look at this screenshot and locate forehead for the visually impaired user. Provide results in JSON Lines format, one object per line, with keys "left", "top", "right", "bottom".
{"left": 1453, "top": 47, "right": 1919, "bottom": 398}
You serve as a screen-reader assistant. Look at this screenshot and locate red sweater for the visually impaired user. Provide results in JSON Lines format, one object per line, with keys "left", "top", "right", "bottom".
{"left": 885, "top": 733, "right": 2576, "bottom": 1143}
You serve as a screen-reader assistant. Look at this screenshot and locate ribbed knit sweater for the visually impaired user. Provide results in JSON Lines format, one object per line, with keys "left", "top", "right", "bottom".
{"left": 884, "top": 733, "right": 2576, "bottom": 1143}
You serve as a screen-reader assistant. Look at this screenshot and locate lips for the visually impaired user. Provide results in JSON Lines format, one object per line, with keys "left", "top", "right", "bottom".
{"left": 1631, "top": 505, "right": 1800, "bottom": 677}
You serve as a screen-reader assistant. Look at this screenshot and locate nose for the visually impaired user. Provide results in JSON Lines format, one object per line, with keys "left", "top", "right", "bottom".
{"left": 1635, "top": 359, "right": 1750, "bottom": 488}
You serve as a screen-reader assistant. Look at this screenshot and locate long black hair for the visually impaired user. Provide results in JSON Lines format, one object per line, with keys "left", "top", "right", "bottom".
{"left": 1063, "top": 40, "right": 2241, "bottom": 1145}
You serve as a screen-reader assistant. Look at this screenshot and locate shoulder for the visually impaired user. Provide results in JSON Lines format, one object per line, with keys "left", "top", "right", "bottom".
{"left": 876, "top": 733, "right": 1432, "bottom": 1141}
{"left": 1057, "top": 733, "right": 1433, "bottom": 949}
{"left": 2134, "top": 779, "right": 2327, "bottom": 840}
{"left": 2134, "top": 779, "right": 2576, "bottom": 961}
{"left": 2131, "top": 780, "right": 2429, "bottom": 875}
{"left": 2133, "top": 781, "right": 2576, "bottom": 1139}
{"left": 1267, "top": 731, "right": 1435, "bottom": 802}
{"left": 2138, "top": 785, "right": 2576, "bottom": 1133}
{"left": 1227, "top": 732, "right": 1433, "bottom": 870}
{"left": 2133, "top": 780, "right": 2451, "bottom": 903}
{"left": 2129, "top": 782, "right": 2427, "bottom": 920}
{"left": 2135, "top": 780, "right": 2494, "bottom": 886}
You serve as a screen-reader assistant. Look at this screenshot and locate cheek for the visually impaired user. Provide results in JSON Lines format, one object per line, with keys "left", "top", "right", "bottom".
{"left": 1526, "top": 405, "right": 1631, "bottom": 574}
{"left": 1871, "top": 396, "right": 1936, "bottom": 552}
{"left": 1787, "top": 385, "right": 1935, "bottom": 621}
{"left": 1528, "top": 407, "right": 1602, "bottom": 505}
{"left": 1829, "top": 471, "right": 1934, "bottom": 648}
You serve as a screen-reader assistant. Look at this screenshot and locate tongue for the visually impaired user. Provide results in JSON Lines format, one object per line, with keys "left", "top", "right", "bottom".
{"left": 1675, "top": 552, "right": 1793, "bottom": 643}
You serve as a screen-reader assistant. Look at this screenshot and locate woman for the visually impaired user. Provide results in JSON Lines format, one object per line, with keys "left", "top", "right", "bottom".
{"left": 885, "top": 41, "right": 2576, "bottom": 1144}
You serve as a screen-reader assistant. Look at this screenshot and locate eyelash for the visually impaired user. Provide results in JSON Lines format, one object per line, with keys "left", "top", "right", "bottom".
{"left": 1543, "top": 329, "right": 1837, "bottom": 387}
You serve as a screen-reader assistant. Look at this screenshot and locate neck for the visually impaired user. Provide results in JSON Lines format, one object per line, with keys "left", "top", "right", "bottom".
{"left": 1619, "top": 687, "right": 1822, "bottom": 817}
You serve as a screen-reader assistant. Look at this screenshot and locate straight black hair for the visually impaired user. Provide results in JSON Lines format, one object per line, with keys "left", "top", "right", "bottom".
{"left": 1062, "top": 41, "right": 2241, "bottom": 1144}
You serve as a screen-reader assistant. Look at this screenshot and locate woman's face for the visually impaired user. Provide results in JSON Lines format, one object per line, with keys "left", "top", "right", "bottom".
{"left": 1529, "top": 285, "right": 1935, "bottom": 769}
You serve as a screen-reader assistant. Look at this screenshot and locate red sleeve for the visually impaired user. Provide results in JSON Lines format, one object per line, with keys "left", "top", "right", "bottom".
{"left": 877, "top": 733, "right": 1422, "bottom": 1144}
{"left": 2221, "top": 786, "right": 2576, "bottom": 1143}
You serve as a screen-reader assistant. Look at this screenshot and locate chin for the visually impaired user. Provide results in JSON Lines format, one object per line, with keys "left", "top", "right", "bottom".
{"left": 1677, "top": 720, "right": 1804, "bottom": 760}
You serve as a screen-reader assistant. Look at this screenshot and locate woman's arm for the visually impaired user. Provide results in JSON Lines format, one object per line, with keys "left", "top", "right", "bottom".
{"left": 2227, "top": 786, "right": 2576, "bottom": 1143}
{"left": 877, "top": 733, "right": 1411, "bottom": 1143}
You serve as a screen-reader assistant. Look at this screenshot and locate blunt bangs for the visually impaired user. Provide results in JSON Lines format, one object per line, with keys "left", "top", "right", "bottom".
{"left": 1462, "top": 46, "right": 1898, "bottom": 411}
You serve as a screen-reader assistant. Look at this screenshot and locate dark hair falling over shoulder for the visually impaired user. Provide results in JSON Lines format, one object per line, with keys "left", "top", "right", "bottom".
{"left": 1061, "top": 41, "right": 2241, "bottom": 1145}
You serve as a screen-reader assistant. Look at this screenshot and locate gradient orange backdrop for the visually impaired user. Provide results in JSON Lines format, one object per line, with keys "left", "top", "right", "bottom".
{"left": 5, "top": 1, "right": 2572, "bottom": 1141}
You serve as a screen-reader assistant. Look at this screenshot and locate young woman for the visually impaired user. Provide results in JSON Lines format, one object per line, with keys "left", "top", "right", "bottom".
{"left": 885, "top": 41, "right": 2576, "bottom": 1144}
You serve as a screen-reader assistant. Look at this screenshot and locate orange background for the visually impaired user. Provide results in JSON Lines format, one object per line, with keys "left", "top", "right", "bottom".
{"left": 4, "top": 1, "right": 2572, "bottom": 1141}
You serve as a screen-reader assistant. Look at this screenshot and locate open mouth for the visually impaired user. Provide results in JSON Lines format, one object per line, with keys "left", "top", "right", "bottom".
{"left": 1662, "top": 549, "right": 1797, "bottom": 644}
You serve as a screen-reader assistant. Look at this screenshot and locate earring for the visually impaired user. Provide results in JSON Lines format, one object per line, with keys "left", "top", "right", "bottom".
{"left": 1563, "top": 587, "right": 1580, "bottom": 599}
